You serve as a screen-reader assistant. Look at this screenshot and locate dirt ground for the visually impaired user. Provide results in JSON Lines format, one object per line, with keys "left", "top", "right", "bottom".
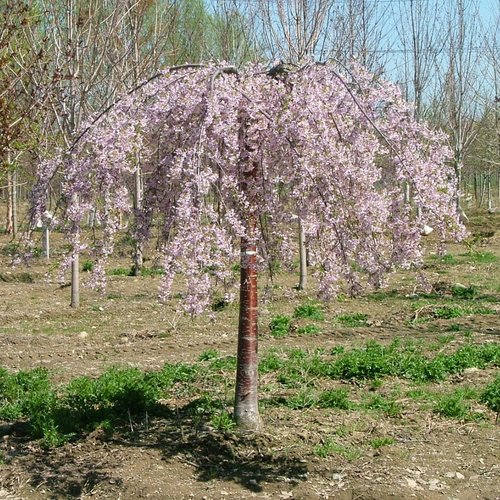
{"left": 0, "top": 208, "right": 499, "bottom": 499}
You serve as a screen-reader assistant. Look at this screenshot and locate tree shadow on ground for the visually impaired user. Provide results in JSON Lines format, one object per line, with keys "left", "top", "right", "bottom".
{"left": 1, "top": 424, "right": 122, "bottom": 498}
{"left": 155, "top": 421, "right": 308, "bottom": 492}
{"left": 107, "top": 400, "right": 309, "bottom": 494}
{"left": 2, "top": 404, "right": 308, "bottom": 497}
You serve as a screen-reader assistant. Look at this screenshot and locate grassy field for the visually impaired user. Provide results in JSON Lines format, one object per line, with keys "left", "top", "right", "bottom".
{"left": 0, "top": 207, "right": 498, "bottom": 499}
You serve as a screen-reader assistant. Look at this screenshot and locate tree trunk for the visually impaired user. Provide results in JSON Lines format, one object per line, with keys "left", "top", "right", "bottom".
{"left": 487, "top": 172, "right": 492, "bottom": 211}
{"left": 6, "top": 171, "right": 13, "bottom": 234}
{"left": 132, "top": 163, "right": 143, "bottom": 276}
{"left": 234, "top": 117, "right": 261, "bottom": 432}
{"left": 454, "top": 159, "right": 463, "bottom": 213}
{"left": 43, "top": 225, "right": 50, "bottom": 260}
{"left": 12, "top": 169, "right": 18, "bottom": 237}
{"left": 71, "top": 251, "right": 80, "bottom": 308}
{"left": 474, "top": 172, "right": 480, "bottom": 206}
{"left": 298, "top": 219, "right": 307, "bottom": 290}
{"left": 497, "top": 169, "right": 500, "bottom": 205}
{"left": 478, "top": 173, "right": 486, "bottom": 208}
{"left": 403, "top": 181, "right": 410, "bottom": 204}
{"left": 234, "top": 231, "right": 261, "bottom": 432}
{"left": 70, "top": 193, "right": 80, "bottom": 308}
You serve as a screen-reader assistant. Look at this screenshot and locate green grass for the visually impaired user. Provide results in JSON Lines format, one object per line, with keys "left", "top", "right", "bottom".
{"left": 269, "top": 315, "right": 292, "bottom": 338}
{"left": 451, "top": 284, "right": 478, "bottom": 299}
{"left": 317, "top": 388, "right": 352, "bottom": 409}
{"left": 369, "top": 437, "right": 395, "bottom": 449}
{"left": 1, "top": 340, "right": 499, "bottom": 448}
{"left": 108, "top": 267, "right": 133, "bottom": 276}
{"left": 463, "top": 251, "right": 497, "bottom": 264}
{"left": 0, "top": 363, "right": 198, "bottom": 447}
{"left": 297, "top": 324, "right": 321, "bottom": 335}
{"left": 367, "top": 289, "right": 399, "bottom": 301}
{"left": 314, "top": 440, "right": 362, "bottom": 460}
{"left": 362, "top": 394, "right": 401, "bottom": 417}
{"left": 434, "top": 387, "right": 483, "bottom": 421}
{"left": 480, "top": 374, "right": 500, "bottom": 415}
{"left": 335, "top": 313, "right": 369, "bottom": 327}
{"left": 412, "top": 303, "right": 496, "bottom": 323}
{"left": 261, "top": 341, "right": 500, "bottom": 383}
{"left": 82, "top": 259, "right": 93, "bottom": 272}
{"left": 294, "top": 303, "right": 324, "bottom": 321}
{"left": 429, "top": 253, "right": 458, "bottom": 265}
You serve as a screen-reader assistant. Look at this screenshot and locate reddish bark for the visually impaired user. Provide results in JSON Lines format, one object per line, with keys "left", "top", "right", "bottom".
{"left": 234, "top": 229, "right": 261, "bottom": 431}
{"left": 234, "top": 115, "right": 262, "bottom": 432}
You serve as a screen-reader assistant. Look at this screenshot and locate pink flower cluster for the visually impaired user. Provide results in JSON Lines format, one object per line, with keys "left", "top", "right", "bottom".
{"left": 31, "top": 63, "right": 465, "bottom": 312}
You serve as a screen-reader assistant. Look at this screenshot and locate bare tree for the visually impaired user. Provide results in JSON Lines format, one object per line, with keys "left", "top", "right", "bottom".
{"left": 0, "top": 1, "right": 40, "bottom": 236}
{"left": 256, "top": 0, "right": 334, "bottom": 62}
{"left": 434, "top": 0, "right": 485, "bottom": 215}
{"left": 208, "top": 0, "right": 259, "bottom": 64}
{"left": 393, "top": 0, "right": 445, "bottom": 120}
{"left": 329, "top": 0, "right": 391, "bottom": 72}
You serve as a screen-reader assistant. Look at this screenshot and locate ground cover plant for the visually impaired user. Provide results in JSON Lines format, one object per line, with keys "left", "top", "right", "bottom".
{"left": 1, "top": 340, "right": 498, "bottom": 447}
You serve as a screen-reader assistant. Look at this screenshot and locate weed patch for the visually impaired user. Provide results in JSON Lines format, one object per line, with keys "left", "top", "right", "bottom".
{"left": 314, "top": 440, "right": 362, "bottom": 460}
{"left": 294, "top": 303, "right": 324, "bottom": 321}
{"left": 412, "top": 303, "right": 496, "bottom": 323}
{"left": 362, "top": 394, "right": 401, "bottom": 417}
{"left": 297, "top": 324, "right": 321, "bottom": 335}
{"left": 480, "top": 374, "right": 500, "bottom": 417}
{"left": 463, "top": 252, "right": 497, "bottom": 264}
{"left": 335, "top": 313, "right": 369, "bottom": 327}
{"left": 269, "top": 315, "right": 292, "bottom": 338}
{"left": 434, "top": 387, "right": 482, "bottom": 421}
{"left": 369, "top": 437, "right": 395, "bottom": 449}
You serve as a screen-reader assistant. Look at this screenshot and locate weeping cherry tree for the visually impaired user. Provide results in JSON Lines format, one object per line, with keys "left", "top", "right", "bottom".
{"left": 30, "top": 63, "right": 465, "bottom": 431}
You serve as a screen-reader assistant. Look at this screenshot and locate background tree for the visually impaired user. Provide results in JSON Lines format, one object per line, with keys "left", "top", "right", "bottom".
{"left": 434, "top": 0, "right": 484, "bottom": 214}
{"left": 0, "top": 1, "right": 42, "bottom": 236}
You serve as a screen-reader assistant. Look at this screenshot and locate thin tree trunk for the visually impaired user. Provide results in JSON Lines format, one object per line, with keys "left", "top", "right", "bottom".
{"left": 6, "top": 171, "right": 13, "bottom": 234}
{"left": 474, "top": 172, "right": 479, "bottom": 206}
{"left": 234, "top": 117, "right": 261, "bottom": 432}
{"left": 234, "top": 230, "right": 261, "bottom": 431}
{"left": 403, "top": 181, "right": 410, "bottom": 204}
{"left": 43, "top": 225, "right": 50, "bottom": 260}
{"left": 487, "top": 172, "right": 492, "bottom": 211}
{"left": 71, "top": 251, "right": 80, "bottom": 307}
{"left": 454, "top": 159, "right": 463, "bottom": 213}
{"left": 12, "top": 169, "right": 18, "bottom": 237}
{"left": 133, "top": 164, "right": 143, "bottom": 275}
{"left": 298, "top": 219, "right": 307, "bottom": 290}
{"left": 478, "top": 173, "right": 486, "bottom": 208}
{"left": 497, "top": 169, "right": 500, "bottom": 205}
{"left": 70, "top": 193, "right": 80, "bottom": 308}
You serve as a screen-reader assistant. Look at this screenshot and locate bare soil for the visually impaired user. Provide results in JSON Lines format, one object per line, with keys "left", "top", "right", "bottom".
{"left": 0, "top": 209, "right": 499, "bottom": 499}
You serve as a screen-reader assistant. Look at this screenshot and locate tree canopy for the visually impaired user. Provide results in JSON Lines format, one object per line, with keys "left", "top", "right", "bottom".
{"left": 31, "top": 63, "right": 465, "bottom": 314}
